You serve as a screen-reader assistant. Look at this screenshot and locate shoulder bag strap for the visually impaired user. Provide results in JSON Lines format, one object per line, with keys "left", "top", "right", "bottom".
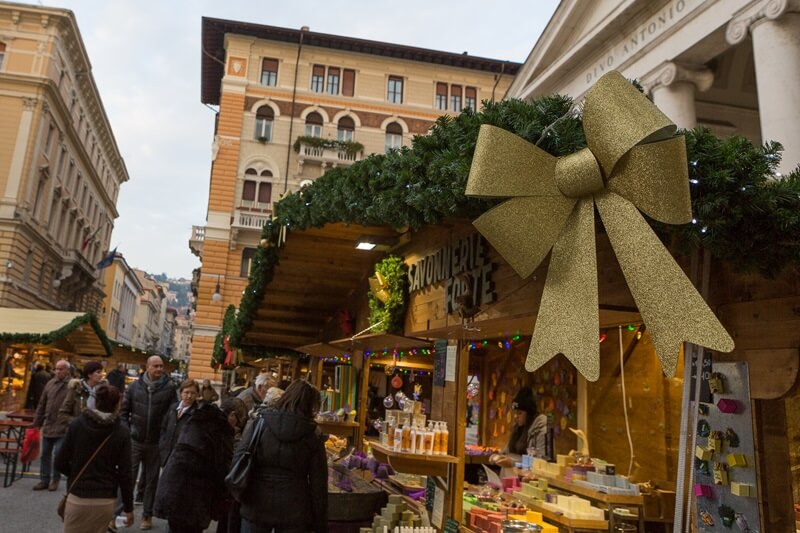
{"left": 66, "top": 432, "right": 113, "bottom": 494}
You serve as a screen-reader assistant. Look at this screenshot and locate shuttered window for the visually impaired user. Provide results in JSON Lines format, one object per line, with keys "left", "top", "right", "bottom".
{"left": 465, "top": 87, "right": 477, "bottom": 111}
{"left": 342, "top": 69, "right": 355, "bottom": 97}
{"left": 258, "top": 182, "right": 272, "bottom": 204}
{"left": 261, "top": 58, "right": 279, "bottom": 86}
{"left": 435, "top": 82, "right": 448, "bottom": 110}
{"left": 327, "top": 67, "right": 340, "bottom": 95}
{"left": 450, "top": 85, "right": 462, "bottom": 113}
{"left": 311, "top": 65, "right": 325, "bottom": 92}
{"left": 242, "top": 180, "right": 256, "bottom": 202}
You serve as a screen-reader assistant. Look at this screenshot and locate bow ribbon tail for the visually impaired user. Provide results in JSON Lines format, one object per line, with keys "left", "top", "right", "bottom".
{"left": 595, "top": 191, "right": 734, "bottom": 377}
{"left": 527, "top": 199, "right": 601, "bottom": 381}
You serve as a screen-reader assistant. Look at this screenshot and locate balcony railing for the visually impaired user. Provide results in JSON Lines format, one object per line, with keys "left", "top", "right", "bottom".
{"left": 232, "top": 209, "right": 271, "bottom": 231}
{"left": 297, "top": 142, "right": 363, "bottom": 167}
{"left": 189, "top": 225, "right": 205, "bottom": 258}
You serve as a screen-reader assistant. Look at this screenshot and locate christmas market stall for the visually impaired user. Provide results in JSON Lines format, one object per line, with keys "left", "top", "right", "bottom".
{"left": 0, "top": 309, "right": 112, "bottom": 412}
{"left": 224, "top": 71, "right": 800, "bottom": 532}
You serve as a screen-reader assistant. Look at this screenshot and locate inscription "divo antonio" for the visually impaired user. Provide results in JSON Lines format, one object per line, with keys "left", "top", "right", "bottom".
{"left": 408, "top": 234, "right": 495, "bottom": 314}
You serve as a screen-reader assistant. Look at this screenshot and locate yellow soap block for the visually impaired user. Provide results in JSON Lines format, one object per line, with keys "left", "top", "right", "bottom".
{"left": 538, "top": 524, "right": 558, "bottom": 533}
{"left": 508, "top": 514, "right": 527, "bottom": 521}
{"left": 526, "top": 511, "right": 543, "bottom": 523}
{"left": 731, "top": 482, "right": 753, "bottom": 497}
{"left": 695, "top": 446, "right": 712, "bottom": 460}
{"left": 727, "top": 453, "right": 747, "bottom": 467}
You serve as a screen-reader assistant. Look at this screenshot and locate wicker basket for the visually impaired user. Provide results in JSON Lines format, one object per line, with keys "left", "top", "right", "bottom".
{"left": 328, "top": 464, "right": 388, "bottom": 521}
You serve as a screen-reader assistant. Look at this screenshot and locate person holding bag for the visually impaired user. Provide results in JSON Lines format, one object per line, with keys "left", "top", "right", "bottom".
{"left": 232, "top": 379, "right": 328, "bottom": 533}
{"left": 55, "top": 384, "right": 134, "bottom": 533}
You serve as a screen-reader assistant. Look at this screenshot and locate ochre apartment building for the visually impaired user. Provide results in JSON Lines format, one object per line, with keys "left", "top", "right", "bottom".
{"left": 0, "top": 2, "right": 128, "bottom": 313}
{"left": 189, "top": 17, "right": 519, "bottom": 380}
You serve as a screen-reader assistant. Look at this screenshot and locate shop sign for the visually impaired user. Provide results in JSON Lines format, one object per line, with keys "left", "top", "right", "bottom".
{"left": 407, "top": 233, "right": 495, "bottom": 315}
{"left": 583, "top": 0, "right": 702, "bottom": 87}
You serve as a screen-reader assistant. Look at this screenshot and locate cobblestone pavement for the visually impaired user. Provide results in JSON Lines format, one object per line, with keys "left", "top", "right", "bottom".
{"left": 0, "top": 469, "right": 209, "bottom": 532}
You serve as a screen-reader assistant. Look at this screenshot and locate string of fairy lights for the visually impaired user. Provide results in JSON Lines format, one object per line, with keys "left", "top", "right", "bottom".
{"left": 319, "top": 325, "right": 643, "bottom": 362}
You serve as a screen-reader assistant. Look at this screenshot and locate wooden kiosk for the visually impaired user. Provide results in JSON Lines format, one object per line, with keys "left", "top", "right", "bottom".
{"left": 230, "top": 217, "right": 800, "bottom": 531}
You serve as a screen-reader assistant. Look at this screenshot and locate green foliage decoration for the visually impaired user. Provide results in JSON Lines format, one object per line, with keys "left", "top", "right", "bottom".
{"left": 211, "top": 305, "right": 238, "bottom": 368}
{"left": 229, "top": 94, "right": 800, "bottom": 347}
{"left": 293, "top": 135, "right": 364, "bottom": 156}
{"left": 367, "top": 255, "right": 408, "bottom": 333}
{"left": 0, "top": 313, "right": 113, "bottom": 356}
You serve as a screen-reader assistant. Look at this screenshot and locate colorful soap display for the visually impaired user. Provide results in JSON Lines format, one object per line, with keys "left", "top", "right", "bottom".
{"left": 693, "top": 362, "right": 760, "bottom": 532}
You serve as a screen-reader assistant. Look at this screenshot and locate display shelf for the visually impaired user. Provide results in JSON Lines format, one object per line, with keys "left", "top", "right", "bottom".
{"left": 525, "top": 470, "right": 644, "bottom": 506}
{"left": 465, "top": 454, "right": 493, "bottom": 465}
{"left": 370, "top": 441, "right": 457, "bottom": 477}
{"left": 317, "top": 420, "right": 360, "bottom": 439}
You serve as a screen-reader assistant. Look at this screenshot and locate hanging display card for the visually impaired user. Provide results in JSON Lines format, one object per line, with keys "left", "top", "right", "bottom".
{"left": 692, "top": 361, "right": 759, "bottom": 532}
{"left": 445, "top": 344, "right": 458, "bottom": 382}
{"left": 434, "top": 339, "right": 448, "bottom": 386}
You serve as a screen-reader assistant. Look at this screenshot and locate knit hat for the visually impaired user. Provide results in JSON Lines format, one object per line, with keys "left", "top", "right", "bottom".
{"left": 83, "top": 361, "right": 103, "bottom": 379}
{"left": 511, "top": 387, "right": 537, "bottom": 416}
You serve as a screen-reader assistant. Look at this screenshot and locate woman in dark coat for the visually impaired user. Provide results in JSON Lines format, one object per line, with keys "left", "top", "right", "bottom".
{"left": 159, "top": 378, "right": 200, "bottom": 467}
{"left": 154, "top": 402, "right": 234, "bottom": 533}
{"left": 55, "top": 385, "right": 134, "bottom": 533}
{"left": 235, "top": 379, "right": 328, "bottom": 533}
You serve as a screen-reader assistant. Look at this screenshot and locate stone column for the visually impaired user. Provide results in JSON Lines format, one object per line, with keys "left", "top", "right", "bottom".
{"left": 644, "top": 62, "right": 713, "bottom": 129}
{"left": 727, "top": 0, "right": 800, "bottom": 175}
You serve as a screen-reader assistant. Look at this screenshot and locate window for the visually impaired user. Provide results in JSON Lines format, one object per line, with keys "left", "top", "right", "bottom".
{"left": 342, "top": 69, "right": 355, "bottom": 97}
{"left": 44, "top": 124, "right": 55, "bottom": 157}
{"left": 337, "top": 116, "right": 355, "bottom": 142}
{"left": 435, "top": 82, "right": 448, "bottom": 111}
{"left": 385, "top": 122, "right": 403, "bottom": 152}
{"left": 242, "top": 180, "right": 256, "bottom": 202}
{"left": 258, "top": 182, "right": 272, "bottom": 205}
{"left": 254, "top": 106, "right": 274, "bottom": 142}
{"left": 311, "top": 65, "right": 325, "bottom": 93}
{"left": 387, "top": 76, "right": 403, "bottom": 104}
{"left": 465, "top": 87, "right": 477, "bottom": 111}
{"left": 0, "top": 42, "right": 5, "bottom": 70}
{"left": 261, "top": 58, "right": 278, "bottom": 86}
{"left": 450, "top": 85, "right": 462, "bottom": 113}
{"left": 326, "top": 67, "right": 340, "bottom": 95}
{"left": 305, "top": 112, "right": 323, "bottom": 138}
{"left": 240, "top": 248, "right": 257, "bottom": 277}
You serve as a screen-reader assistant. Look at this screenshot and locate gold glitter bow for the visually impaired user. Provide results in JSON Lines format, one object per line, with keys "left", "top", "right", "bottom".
{"left": 465, "top": 71, "right": 734, "bottom": 381}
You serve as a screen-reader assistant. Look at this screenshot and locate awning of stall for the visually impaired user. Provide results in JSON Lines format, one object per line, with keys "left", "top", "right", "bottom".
{"left": 241, "top": 223, "right": 404, "bottom": 349}
{"left": 0, "top": 309, "right": 112, "bottom": 356}
{"left": 110, "top": 343, "right": 159, "bottom": 365}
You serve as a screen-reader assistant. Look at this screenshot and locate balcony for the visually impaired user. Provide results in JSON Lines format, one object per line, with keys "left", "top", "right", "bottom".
{"left": 296, "top": 140, "right": 364, "bottom": 169}
{"left": 232, "top": 209, "right": 271, "bottom": 231}
{"left": 189, "top": 225, "right": 205, "bottom": 258}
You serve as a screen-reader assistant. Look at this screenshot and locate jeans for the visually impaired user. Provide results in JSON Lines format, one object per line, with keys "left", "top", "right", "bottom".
{"left": 39, "top": 436, "right": 63, "bottom": 482}
{"left": 240, "top": 518, "right": 307, "bottom": 533}
{"left": 130, "top": 440, "right": 160, "bottom": 518}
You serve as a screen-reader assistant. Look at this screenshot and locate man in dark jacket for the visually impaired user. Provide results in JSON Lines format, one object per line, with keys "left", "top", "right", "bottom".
{"left": 106, "top": 362, "right": 128, "bottom": 393}
{"left": 119, "top": 355, "right": 176, "bottom": 530}
{"left": 32, "top": 359, "right": 71, "bottom": 491}
{"left": 25, "top": 363, "right": 51, "bottom": 409}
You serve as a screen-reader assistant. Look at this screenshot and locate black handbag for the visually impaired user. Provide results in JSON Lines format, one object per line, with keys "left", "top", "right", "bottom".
{"left": 225, "top": 416, "right": 265, "bottom": 501}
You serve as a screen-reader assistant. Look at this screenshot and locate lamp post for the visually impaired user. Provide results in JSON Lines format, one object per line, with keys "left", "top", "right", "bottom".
{"left": 211, "top": 274, "right": 222, "bottom": 303}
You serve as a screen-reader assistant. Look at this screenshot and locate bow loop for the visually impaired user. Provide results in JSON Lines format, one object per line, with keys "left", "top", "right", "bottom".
{"left": 584, "top": 72, "right": 676, "bottom": 176}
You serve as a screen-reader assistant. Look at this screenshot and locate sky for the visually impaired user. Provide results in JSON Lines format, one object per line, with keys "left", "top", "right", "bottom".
{"left": 46, "top": 0, "right": 560, "bottom": 279}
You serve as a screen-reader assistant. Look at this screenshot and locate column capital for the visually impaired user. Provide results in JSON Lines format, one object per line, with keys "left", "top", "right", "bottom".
{"left": 726, "top": 0, "right": 800, "bottom": 44}
{"left": 642, "top": 62, "right": 714, "bottom": 94}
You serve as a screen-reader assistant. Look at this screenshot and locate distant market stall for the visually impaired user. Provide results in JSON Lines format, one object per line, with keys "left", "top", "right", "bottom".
{"left": 0, "top": 309, "right": 112, "bottom": 411}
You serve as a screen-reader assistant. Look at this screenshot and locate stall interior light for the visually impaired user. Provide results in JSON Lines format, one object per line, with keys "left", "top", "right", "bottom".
{"left": 355, "top": 240, "right": 377, "bottom": 251}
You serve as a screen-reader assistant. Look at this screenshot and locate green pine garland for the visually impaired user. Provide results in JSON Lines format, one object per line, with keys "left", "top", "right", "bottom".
{"left": 0, "top": 313, "right": 113, "bottom": 356}
{"left": 367, "top": 255, "right": 408, "bottom": 333}
{"left": 211, "top": 305, "right": 238, "bottom": 368}
{"left": 228, "top": 95, "right": 800, "bottom": 348}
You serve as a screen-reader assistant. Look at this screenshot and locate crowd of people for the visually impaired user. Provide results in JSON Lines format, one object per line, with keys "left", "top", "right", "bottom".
{"left": 29, "top": 356, "right": 329, "bottom": 533}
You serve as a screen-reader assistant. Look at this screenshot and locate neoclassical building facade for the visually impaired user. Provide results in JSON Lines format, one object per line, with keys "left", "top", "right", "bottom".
{"left": 0, "top": 2, "right": 128, "bottom": 312}
{"left": 508, "top": 0, "right": 799, "bottom": 175}
{"left": 188, "top": 17, "right": 520, "bottom": 380}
